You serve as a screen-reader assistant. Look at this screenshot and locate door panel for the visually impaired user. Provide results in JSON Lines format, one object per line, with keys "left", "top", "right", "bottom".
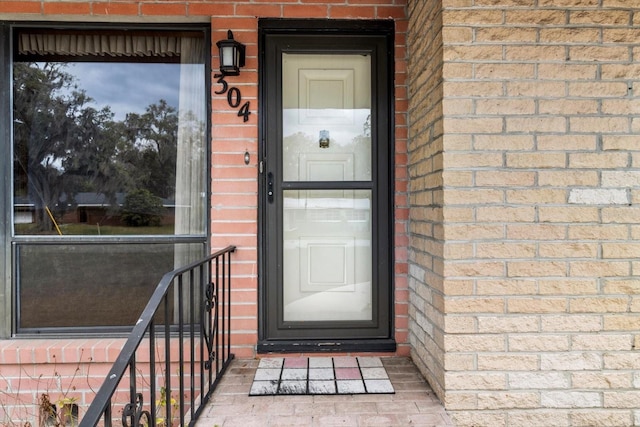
{"left": 283, "top": 189, "right": 372, "bottom": 322}
{"left": 282, "top": 54, "right": 371, "bottom": 182}
{"left": 259, "top": 23, "right": 394, "bottom": 351}
{"left": 282, "top": 53, "right": 372, "bottom": 323}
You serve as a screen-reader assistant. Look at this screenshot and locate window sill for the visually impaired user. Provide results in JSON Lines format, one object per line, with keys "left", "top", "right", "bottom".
{"left": 0, "top": 337, "right": 126, "bottom": 364}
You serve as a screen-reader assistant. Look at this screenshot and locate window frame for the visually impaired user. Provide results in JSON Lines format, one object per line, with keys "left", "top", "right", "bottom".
{"left": 0, "top": 21, "right": 212, "bottom": 337}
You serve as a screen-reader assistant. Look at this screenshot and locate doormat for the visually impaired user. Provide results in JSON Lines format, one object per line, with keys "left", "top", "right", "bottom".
{"left": 249, "top": 356, "right": 394, "bottom": 396}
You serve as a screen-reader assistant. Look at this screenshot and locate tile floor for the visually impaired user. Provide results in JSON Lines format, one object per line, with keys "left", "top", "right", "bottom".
{"left": 249, "top": 356, "right": 395, "bottom": 396}
{"left": 195, "top": 357, "right": 454, "bottom": 427}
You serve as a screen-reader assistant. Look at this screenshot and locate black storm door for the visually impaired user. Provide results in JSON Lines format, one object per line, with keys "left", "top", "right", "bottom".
{"left": 259, "top": 20, "right": 395, "bottom": 353}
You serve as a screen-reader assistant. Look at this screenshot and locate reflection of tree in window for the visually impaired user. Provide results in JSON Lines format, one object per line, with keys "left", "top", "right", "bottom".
{"left": 13, "top": 62, "right": 180, "bottom": 234}
{"left": 124, "top": 99, "right": 178, "bottom": 200}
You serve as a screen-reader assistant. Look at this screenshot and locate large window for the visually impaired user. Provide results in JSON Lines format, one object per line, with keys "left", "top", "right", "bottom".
{"left": 4, "top": 24, "right": 210, "bottom": 334}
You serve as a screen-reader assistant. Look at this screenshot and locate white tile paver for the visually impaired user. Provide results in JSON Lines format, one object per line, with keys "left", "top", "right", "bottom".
{"left": 308, "top": 357, "right": 333, "bottom": 368}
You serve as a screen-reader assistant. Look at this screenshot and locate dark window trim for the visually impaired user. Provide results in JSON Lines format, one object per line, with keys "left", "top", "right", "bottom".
{"left": 8, "top": 20, "right": 212, "bottom": 246}
{"left": 259, "top": 18, "right": 395, "bottom": 34}
{"left": 3, "top": 21, "right": 213, "bottom": 337}
{"left": 1, "top": 23, "right": 12, "bottom": 338}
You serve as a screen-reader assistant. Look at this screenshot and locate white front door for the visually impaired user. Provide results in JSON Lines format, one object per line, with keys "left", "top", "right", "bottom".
{"left": 281, "top": 53, "right": 373, "bottom": 322}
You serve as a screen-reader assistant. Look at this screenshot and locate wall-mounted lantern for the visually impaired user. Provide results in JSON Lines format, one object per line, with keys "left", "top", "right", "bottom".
{"left": 216, "top": 30, "right": 245, "bottom": 76}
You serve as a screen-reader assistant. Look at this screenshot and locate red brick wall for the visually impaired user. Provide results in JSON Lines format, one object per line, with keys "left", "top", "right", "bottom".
{"left": 0, "top": 339, "right": 190, "bottom": 425}
{"left": 206, "top": 2, "right": 409, "bottom": 358}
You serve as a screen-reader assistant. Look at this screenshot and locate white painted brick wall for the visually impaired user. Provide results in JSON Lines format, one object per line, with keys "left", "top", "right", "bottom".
{"left": 568, "top": 188, "right": 629, "bottom": 205}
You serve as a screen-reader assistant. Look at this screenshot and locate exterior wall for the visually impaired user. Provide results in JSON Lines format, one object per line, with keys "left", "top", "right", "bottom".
{"left": 0, "top": 0, "right": 410, "bottom": 423}
{"left": 206, "top": 1, "right": 410, "bottom": 359}
{"left": 0, "top": 339, "right": 186, "bottom": 425}
{"left": 408, "top": 0, "right": 640, "bottom": 426}
{"left": 406, "top": 0, "right": 447, "bottom": 401}
{"left": 10, "top": 0, "right": 640, "bottom": 425}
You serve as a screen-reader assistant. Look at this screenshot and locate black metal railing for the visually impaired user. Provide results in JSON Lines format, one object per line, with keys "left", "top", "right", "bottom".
{"left": 81, "top": 245, "right": 236, "bottom": 427}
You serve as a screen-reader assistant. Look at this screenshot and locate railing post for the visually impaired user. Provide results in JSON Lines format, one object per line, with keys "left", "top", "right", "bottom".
{"left": 149, "top": 319, "right": 156, "bottom": 426}
{"left": 177, "top": 274, "right": 185, "bottom": 427}
{"left": 164, "top": 292, "right": 171, "bottom": 427}
{"left": 189, "top": 267, "right": 196, "bottom": 422}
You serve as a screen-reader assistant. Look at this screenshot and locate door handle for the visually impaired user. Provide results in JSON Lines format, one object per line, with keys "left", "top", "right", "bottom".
{"left": 267, "top": 172, "right": 274, "bottom": 203}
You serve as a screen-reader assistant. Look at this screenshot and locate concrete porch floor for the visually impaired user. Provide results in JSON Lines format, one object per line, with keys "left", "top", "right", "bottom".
{"left": 194, "top": 357, "right": 454, "bottom": 427}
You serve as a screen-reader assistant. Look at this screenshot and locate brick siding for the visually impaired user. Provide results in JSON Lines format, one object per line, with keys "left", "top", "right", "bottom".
{"left": 0, "top": 339, "right": 188, "bottom": 424}
{"left": 406, "top": 0, "right": 448, "bottom": 403}
{"left": 408, "top": 1, "right": 640, "bottom": 426}
{"left": 207, "top": 0, "right": 410, "bottom": 359}
{"left": 4, "top": 0, "right": 640, "bottom": 425}
{"left": 0, "top": 1, "right": 410, "bottom": 423}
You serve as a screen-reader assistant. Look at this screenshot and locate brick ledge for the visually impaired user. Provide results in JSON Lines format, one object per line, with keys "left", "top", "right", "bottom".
{"left": 0, "top": 338, "right": 126, "bottom": 364}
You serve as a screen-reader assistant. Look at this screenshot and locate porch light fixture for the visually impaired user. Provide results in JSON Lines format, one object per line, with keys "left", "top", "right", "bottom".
{"left": 216, "top": 30, "right": 245, "bottom": 76}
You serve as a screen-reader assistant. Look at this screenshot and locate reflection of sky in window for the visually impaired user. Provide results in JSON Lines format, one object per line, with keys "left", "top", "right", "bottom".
{"left": 67, "top": 62, "right": 180, "bottom": 120}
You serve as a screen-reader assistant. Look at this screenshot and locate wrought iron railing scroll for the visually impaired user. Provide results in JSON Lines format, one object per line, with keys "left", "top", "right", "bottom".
{"left": 81, "top": 245, "right": 236, "bottom": 427}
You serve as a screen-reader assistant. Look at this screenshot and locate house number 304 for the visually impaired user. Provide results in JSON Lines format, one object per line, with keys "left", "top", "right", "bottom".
{"left": 214, "top": 73, "right": 251, "bottom": 122}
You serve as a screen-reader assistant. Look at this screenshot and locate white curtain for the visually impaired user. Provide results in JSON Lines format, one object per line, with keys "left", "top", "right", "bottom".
{"left": 174, "top": 36, "right": 206, "bottom": 269}
{"left": 172, "top": 37, "right": 206, "bottom": 324}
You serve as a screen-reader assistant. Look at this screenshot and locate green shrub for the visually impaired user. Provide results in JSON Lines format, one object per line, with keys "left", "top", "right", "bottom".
{"left": 121, "top": 189, "right": 165, "bottom": 227}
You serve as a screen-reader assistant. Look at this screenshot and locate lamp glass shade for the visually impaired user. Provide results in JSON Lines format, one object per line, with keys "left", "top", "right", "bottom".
{"left": 220, "top": 45, "right": 236, "bottom": 67}
{"left": 216, "top": 30, "right": 245, "bottom": 76}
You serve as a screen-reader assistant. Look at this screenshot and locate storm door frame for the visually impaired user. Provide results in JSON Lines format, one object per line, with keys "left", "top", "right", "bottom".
{"left": 257, "top": 19, "right": 396, "bottom": 353}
